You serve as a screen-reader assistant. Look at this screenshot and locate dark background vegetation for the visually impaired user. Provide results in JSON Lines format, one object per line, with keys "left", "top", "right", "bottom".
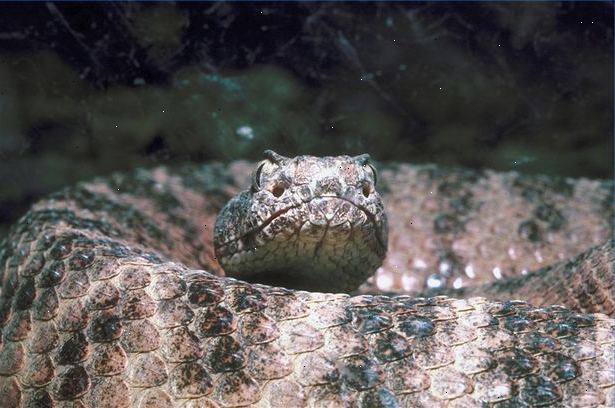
{"left": 0, "top": 2, "right": 613, "bottom": 237}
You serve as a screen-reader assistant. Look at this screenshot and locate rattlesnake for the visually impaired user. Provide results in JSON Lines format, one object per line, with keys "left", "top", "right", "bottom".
{"left": 0, "top": 152, "right": 612, "bottom": 407}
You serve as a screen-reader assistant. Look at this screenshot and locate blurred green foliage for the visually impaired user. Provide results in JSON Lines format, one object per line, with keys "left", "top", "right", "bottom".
{"left": 0, "top": 2, "right": 612, "bottom": 235}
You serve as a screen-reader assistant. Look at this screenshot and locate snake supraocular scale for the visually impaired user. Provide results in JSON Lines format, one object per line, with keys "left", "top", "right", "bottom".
{"left": 0, "top": 151, "right": 612, "bottom": 407}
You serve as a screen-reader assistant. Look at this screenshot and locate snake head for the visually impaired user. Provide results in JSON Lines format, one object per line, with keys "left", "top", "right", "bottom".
{"left": 215, "top": 152, "right": 388, "bottom": 293}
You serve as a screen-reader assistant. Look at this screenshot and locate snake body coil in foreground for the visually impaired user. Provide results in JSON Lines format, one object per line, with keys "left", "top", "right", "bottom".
{"left": 0, "top": 152, "right": 613, "bottom": 407}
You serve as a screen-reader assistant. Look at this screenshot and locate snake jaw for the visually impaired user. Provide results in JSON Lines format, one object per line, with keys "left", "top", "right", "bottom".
{"left": 215, "top": 195, "right": 386, "bottom": 291}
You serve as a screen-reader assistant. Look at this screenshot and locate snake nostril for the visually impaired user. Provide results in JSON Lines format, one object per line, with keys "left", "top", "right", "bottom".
{"left": 271, "top": 185, "right": 285, "bottom": 198}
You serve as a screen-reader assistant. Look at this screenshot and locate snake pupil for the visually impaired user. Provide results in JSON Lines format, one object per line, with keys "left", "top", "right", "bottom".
{"left": 272, "top": 185, "right": 285, "bottom": 197}
{"left": 362, "top": 183, "right": 371, "bottom": 197}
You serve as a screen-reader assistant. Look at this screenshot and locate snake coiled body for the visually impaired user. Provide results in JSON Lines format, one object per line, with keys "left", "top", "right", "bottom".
{"left": 0, "top": 155, "right": 613, "bottom": 407}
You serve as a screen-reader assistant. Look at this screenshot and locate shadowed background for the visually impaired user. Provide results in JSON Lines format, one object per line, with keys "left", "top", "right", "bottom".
{"left": 0, "top": 2, "right": 612, "bottom": 237}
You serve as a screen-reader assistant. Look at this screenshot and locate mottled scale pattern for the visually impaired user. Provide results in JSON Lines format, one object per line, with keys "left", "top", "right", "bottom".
{"left": 0, "top": 159, "right": 613, "bottom": 407}
{"left": 448, "top": 240, "right": 615, "bottom": 315}
{"left": 375, "top": 164, "right": 612, "bottom": 293}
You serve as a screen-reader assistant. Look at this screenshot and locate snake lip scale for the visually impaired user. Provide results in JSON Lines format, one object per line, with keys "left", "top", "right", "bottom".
{"left": 217, "top": 196, "right": 386, "bottom": 258}
{"left": 0, "top": 151, "right": 612, "bottom": 407}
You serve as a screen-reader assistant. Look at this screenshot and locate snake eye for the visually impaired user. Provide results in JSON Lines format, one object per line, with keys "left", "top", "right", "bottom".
{"left": 362, "top": 182, "right": 373, "bottom": 197}
{"left": 253, "top": 150, "right": 288, "bottom": 192}
{"left": 271, "top": 184, "right": 285, "bottom": 198}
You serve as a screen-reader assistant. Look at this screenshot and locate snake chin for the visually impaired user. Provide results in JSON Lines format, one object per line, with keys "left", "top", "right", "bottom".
{"left": 234, "top": 267, "right": 334, "bottom": 292}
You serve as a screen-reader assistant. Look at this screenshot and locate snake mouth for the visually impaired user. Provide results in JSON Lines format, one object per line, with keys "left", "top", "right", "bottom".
{"left": 216, "top": 195, "right": 388, "bottom": 291}
{"left": 222, "top": 195, "right": 387, "bottom": 255}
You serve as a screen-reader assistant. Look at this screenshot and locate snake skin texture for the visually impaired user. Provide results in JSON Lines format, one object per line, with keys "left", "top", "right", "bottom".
{"left": 0, "top": 157, "right": 613, "bottom": 407}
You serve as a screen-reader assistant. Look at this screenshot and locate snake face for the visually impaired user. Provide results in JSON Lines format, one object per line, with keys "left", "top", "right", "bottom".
{"left": 214, "top": 150, "right": 388, "bottom": 292}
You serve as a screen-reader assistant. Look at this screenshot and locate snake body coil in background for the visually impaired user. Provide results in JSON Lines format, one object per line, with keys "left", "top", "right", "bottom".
{"left": 0, "top": 152, "right": 612, "bottom": 407}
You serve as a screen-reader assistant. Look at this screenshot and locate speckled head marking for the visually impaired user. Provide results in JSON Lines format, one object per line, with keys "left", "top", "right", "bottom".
{"left": 214, "top": 150, "right": 388, "bottom": 292}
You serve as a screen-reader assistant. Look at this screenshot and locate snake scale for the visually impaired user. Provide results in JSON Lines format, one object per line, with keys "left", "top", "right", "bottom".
{"left": 0, "top": 151, "right": 613, "bottom": 407}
